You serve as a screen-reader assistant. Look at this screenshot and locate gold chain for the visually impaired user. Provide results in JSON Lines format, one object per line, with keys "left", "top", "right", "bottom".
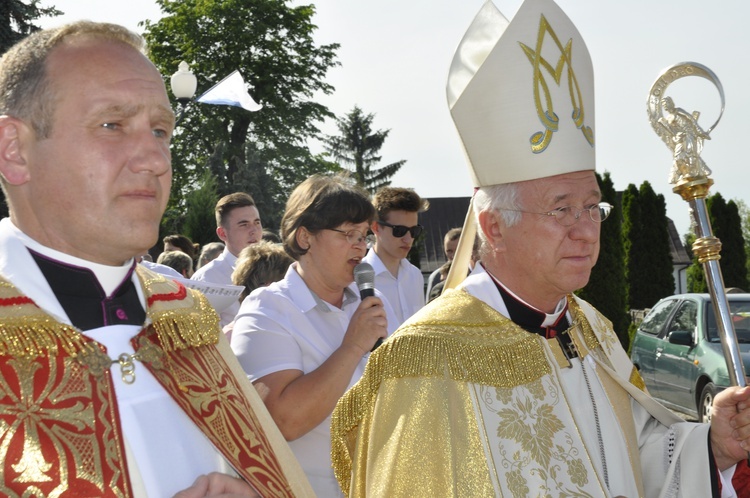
{"left": 114, "top": 352, "right": 141, "bottom": 384}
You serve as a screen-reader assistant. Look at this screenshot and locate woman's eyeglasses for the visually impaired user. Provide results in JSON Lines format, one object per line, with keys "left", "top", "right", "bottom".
{"left": 327, "top": 228, "right": 368, "bottom": 245}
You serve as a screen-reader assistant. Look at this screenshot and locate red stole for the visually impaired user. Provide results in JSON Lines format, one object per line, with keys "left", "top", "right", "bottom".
{"left": 0, "top": 269, "right": 298, "bottom": 497}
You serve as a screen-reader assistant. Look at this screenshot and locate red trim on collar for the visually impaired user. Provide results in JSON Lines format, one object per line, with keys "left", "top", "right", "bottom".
{"left": 0, "top": 296, "right": 36, "bottom": 307}
{"left": 147, "top": 282, "right": 187, "bottom": 307}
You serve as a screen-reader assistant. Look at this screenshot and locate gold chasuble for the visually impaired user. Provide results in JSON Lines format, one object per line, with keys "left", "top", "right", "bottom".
{"left": 0, "top": 266, "right": 312, "bottom": 497}
{"left": 331, "top": 288, "right": 707, "bottom": 497}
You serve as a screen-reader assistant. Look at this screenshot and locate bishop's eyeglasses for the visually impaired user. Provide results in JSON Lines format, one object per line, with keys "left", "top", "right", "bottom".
{"left": 498, "top": 202, "right": 613, "bottom": 227}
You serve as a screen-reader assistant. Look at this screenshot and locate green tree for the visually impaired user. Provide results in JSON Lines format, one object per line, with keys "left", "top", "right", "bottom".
{"left": 0, "top": 0, "right": 59, "bottom": 52}
{"left": 181, "top": 169, "right": 220, "bottom": 247}
{"left": 577, "top": 172, "right": 630, "bottom": 348}
{"left": 0, "top": 0, "right": 60, "bottom": 219}
{"left": 737, "top": 200, "right": 750, "bottom": 282}
{"left": 622, "top": 184, "right": 643, "bottom": 308}
{"left": 324, "top": 105, "right": 406, "bottom": 193}
{"left": 143, "top": 0, "right": 339, "bottom": 227}
{"left": 638, "top": 182, "right": 675, "bottom": 304}
{"left": 623, "top": 181, "right": 674, "bottom": 309}
{"left": 707, "top": 194, "right": 749, "bottom": 291}
{"left": 230, "top": 141, "right": 288, "bottom": 231}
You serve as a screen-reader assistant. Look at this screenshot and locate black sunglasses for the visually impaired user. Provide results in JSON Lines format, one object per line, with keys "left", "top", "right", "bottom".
{"left": 377, "top": 220, "right": 424, "bottom": 238}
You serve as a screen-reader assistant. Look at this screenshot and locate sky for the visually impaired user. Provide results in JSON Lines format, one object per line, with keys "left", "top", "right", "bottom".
{"left": 37, "top": 0, "right": 749, "bottom": 237}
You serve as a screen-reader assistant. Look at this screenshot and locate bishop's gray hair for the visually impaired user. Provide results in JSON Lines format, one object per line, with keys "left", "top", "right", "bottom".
{"left": 472, "top": 183, "right": 522, "bottom": 257}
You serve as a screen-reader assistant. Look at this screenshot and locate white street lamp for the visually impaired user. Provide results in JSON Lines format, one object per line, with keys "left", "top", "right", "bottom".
{"left": 170, "top": 61, "right": 197, "bottom": 103}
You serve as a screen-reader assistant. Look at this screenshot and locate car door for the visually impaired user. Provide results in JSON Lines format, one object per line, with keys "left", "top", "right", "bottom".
{"left": 631, "top": 298, "right": 679, "bottom": 396}
{"left": 653, "top": 299, "right": 699, "bottom": 408}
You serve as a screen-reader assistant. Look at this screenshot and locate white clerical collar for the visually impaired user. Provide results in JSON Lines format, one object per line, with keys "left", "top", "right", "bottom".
{"left": 486, "top": 266, "right": 568, "bottom": 326}
{"left": 10, "top": 221, "right": 134, "bottom": 296}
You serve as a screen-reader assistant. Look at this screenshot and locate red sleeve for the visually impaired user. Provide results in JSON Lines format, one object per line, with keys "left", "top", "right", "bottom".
{"left": 731, "top": 460, "right": 750, "bottom": 495}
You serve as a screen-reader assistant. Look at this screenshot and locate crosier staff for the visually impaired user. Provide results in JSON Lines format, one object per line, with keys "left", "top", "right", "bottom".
{"left": 647, "top": 61, "right": 747, "bottom": 388}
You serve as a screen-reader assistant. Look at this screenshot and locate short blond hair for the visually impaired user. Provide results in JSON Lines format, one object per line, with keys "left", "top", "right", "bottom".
{"left": 232, "top": 241, "right": 293, "bottom": 301}
{"left": 156, "top": 250, "right": 194, "bottom": 277}
{"left": 0, "top": 21, "right": 144, "bottom": 139}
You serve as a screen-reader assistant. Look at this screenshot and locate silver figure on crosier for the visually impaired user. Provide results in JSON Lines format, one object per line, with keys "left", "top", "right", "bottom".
{"left": 647, "top": 62, "right": 747, "bottom": 388}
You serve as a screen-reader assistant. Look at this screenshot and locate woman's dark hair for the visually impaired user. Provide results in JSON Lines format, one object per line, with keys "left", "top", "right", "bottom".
{"left": 281, "top": 175, "right": 374, "bottom": 260}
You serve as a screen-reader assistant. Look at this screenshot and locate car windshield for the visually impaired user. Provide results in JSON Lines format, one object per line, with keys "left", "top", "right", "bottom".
{"left": 706, "top": 300, "right": 750, "bottom": 343}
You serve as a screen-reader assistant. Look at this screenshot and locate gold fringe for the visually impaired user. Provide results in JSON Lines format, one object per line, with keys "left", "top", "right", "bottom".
{"left": 568, "top": 297, "right": 605, "bottom": 352}
{"left": 0, "top": 269, "right": 220, "bottom": 358}
{"left": 136, "top": 266, "right": 220, "bottom": 352}
{"left": 331, "top": 289, "right": 552, "bottom": 488}
{"left": 148, "top": 291, "right": 220, "bottom": 352}
{"left": 0, "top": 278, "right": 92, "bottom": 358}
{"left": 0, "top": 315, "right": 95, "bottom": 358}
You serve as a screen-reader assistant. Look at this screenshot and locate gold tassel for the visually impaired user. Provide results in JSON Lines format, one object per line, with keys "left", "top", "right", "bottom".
{"left": 0, "top": 316, "right": 92, "bottom": 358}
{"left": 148, "top": 292, "right": 220, "bottom": 352}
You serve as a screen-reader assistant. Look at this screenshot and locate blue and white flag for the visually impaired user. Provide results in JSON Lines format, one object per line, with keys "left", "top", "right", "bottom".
{"left": 196, "top": 70, "right": 262, "bottom": 112}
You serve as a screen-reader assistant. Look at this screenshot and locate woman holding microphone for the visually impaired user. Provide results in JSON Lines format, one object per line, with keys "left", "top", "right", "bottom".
{"left": 231, "top": 175, "right": 396, "bottom": 496}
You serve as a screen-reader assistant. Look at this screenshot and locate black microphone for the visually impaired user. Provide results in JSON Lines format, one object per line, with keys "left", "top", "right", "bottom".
{"left": 354, "top": 262, "right": 382, "bottom": 351}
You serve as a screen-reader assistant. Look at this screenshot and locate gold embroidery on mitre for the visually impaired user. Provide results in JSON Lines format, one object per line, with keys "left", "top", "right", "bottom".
{"left": 519, "top": 14, "right": 594, "bottom": 153}
{"left": 136, "top": 266, "right": 220, "bottom": 352}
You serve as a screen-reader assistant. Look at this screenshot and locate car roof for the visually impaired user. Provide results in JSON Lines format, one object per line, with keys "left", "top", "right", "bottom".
{"left": 657, "top": 293, "right": 750, "bottom": 303}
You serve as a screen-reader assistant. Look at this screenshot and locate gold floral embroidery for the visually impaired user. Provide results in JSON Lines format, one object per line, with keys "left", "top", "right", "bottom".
{"left": 496, "top": 396, "right": 564, "bottom": 468}
{"left": 138, "top": 333, "right": 295, "bottom": 497}
{"left": 0, "top": 356, "right": 106, "bottom": 495}
{"left": 506, "top": 469, "right": 529, "bottom": 498}
{"left": 490, "top": 379, "right": 594, "bottom": 497}
{"left": 568, "top": 458, "right": 588, "bottom": 487}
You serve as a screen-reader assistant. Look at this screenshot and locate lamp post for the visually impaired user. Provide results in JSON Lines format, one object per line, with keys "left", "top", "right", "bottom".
{"left": 170, "top": 61, "right": 197, "bottom": 126}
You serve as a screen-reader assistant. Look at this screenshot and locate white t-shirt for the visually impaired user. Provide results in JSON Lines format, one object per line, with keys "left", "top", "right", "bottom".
{"left": 191, "top": 247, "right": 238, "bottom": 327}
{"left": 230, "top": 263, "right": 397, "bottom": 497}
{"left": 362, "top": 249, "right": 424, "bottom": 327}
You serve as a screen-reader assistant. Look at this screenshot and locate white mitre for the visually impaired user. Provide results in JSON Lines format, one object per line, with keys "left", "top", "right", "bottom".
{"left": 444, "top": 0, "right": 595, "bottom": 290}
{"left": 447, "top": 0, "right": 595, "bottom": 186}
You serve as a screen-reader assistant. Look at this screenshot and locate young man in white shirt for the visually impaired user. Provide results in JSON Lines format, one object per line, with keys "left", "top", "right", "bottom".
{"left": 363, "top": 187, "right": 429, "bottom": 326}
{"left": 192, "top": 192, "right": 263, "bottom": 326}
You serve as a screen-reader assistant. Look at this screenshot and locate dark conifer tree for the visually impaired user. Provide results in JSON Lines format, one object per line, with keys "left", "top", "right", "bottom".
{"left": 637, "top": 182, "right": 675, "bottom": 305}
{"left": 623, "top": 182, "right": 674, "bottom": 309}
{"left": 622, "top": 184, "right": 643, "bottom": 308}
{"left": 707, "top": 194, "right": 749, "bottom": 291}
{"left": 578, "top": 172, "right": 630, "bottom": 348}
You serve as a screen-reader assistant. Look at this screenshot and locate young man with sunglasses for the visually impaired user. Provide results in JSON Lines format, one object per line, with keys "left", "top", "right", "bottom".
{"left": 363, "top": 187, "right": 429, "bottom": 326}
